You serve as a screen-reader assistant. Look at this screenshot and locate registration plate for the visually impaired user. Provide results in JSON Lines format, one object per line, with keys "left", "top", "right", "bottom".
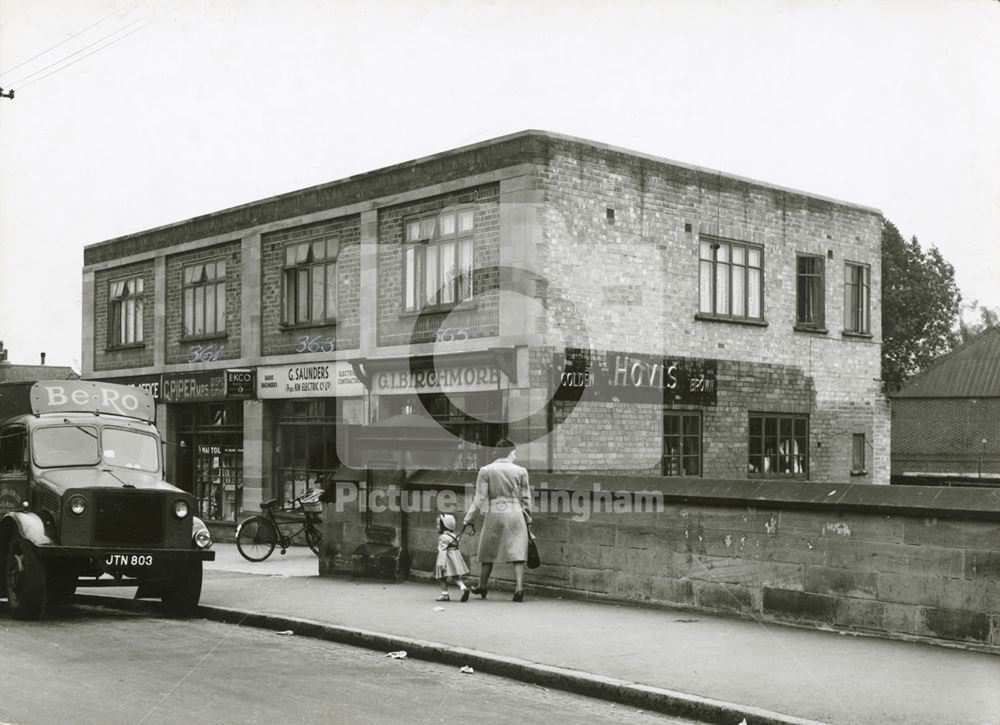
{"left": 104, "top": 553, "right": 154, "bottom": 567}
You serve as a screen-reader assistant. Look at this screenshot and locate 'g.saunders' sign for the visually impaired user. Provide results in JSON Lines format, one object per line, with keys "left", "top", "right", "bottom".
{"left": 257, "top": 362, "right": 363, "bottom": 398}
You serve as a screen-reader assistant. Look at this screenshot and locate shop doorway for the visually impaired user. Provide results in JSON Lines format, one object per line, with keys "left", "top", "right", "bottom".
{"left": 176, "top": 403, "right": 244, "bottom": 521}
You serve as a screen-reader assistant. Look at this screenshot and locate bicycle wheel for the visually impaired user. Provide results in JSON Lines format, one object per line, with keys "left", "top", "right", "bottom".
{"left": 305, "top": 525, "right": 322, "bottom": 556}
{"left": 236, "top": 516, "right": 278, "bottom": 562}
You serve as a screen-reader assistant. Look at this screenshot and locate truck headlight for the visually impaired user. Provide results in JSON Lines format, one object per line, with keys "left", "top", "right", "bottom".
{"left": 68, "top": 495, "right": 87, "bottom": 516}
{"left": 173, "top": 500, "right": 190, "bottom": 519}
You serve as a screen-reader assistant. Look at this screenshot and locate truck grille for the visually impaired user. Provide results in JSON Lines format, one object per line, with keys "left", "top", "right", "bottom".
{"left": 93, "top": 492, "right": 164, "bottom": 546}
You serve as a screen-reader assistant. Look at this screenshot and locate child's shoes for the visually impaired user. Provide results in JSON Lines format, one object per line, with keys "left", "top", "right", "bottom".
{"left": 460, "top": 585, "right": 470, "bottom": 602}
{"left": 435, "top": 593, "right": 450, "bottom": 602}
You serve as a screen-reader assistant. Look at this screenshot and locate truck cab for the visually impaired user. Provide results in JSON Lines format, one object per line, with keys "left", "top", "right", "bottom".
{"left": 0, "top": 380, "right": 214, "bottom": 619}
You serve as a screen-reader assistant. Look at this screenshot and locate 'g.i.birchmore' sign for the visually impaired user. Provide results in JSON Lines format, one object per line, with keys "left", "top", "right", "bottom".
{"left": 552, "top": 349, "right": 717, "bottom": 405}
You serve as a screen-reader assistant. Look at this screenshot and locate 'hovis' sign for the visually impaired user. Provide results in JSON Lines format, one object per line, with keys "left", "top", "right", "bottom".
{"left": 30, "top": 381, "right": 156, "bottom": 423}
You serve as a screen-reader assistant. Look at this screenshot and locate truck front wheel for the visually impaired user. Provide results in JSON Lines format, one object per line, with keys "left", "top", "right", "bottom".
{"left": 161, "top": 560, "right": 203, "bottom": 617}
{"left": 5, "top": 534, "right": 45, "bottom": 620}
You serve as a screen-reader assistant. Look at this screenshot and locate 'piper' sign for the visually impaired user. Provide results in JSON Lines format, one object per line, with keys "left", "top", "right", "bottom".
{"left": 30, "top": 381, "right": 156, "bottom": 423}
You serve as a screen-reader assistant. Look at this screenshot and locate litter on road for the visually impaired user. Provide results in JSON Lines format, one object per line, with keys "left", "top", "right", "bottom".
{"left": 386, "top": 650, "right": 408, "bottom": 659}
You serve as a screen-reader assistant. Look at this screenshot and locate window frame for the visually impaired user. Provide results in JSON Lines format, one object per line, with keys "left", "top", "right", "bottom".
{"left": 107, "top": 275, "right": 145, "bottom": 349}
{"left": 182, "top": 258, "right": 227, "bottom": 340}
{"left": 748, "top": 413, "right": 809, "bottom": 479}
{"left": 795, "top": 254, "right": 826, "bottom": 331}
{"left": 844, "top": 261, "right": 871, "bottom": 336}
{"left": 697, "top": 237, "right": 765, "bottom": 323}
{"left": 281, "top": 237, "right": 340, "bottom": 328}
{"left": 401, "top": 207, "right": 475, "bottom": 314}
{"left": 662, "top": 411, "right": 702, "bottom": 477}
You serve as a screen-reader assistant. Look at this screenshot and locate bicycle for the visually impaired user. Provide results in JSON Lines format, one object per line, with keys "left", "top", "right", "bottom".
{"left": 236, "top": 489, "right": 324, "bottom": 562}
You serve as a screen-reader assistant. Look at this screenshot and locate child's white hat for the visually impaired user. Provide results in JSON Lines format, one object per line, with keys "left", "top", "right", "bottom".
{"left": 438, "top": 513, "right": 456, "bottom": 531}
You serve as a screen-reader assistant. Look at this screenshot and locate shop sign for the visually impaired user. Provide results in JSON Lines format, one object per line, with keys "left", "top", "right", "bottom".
{"left": 95, "top": 374, "right": 162, "bottom": 401}
{"left": 225, "top": 368, "right": 256, "bottom": 398}
{"left": 553, "top": 349, "right": 717, "bottom": 405}
{"left": 161, "top": 370, "right": 227, "bottom": 403}
{"left": 257, "top": 361, "right": 363, "bottom": 399}
{"left": 371, "top": 364, "right": 500, "bottom": 395}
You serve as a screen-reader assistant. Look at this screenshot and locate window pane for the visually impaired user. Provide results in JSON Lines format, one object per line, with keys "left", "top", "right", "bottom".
{"left": 700, "top": 241, "right": 713, "bottom": 260}
{"left": 217, "top": 260, "right": 226, "bottom": 278}
{"left": 405, "top": 247, "right": 416, "bottom": 310}
{"left": 748, "top": 248, "right": 761, "bottom": 268}
{"left": 732, "top": 267, "right": 745, "bottom": 317}
{"left": 326, "top": 263, "right": 337, "bottom": 318}
{"left": 297, "top": 268, "right": 309, "bottom": 322}
{"left": 184, "top": 288, "right": 194, "bottom": 337}
{"left": 699, "top": 260, "right": 713, "bottom": 313}
{"left": 134, "top": 278, "right": 143, "bottom": 294}
{"left": 183, "top": 268, "right": 194, "bottom": 285}
{"left": 440, "top": 241, "right": 455, "bottom": 304}
{"left": 283, "top": 270, "right": 295, "bottom": 323}
{"left": 716, "top": 244, "right": 729, "bottom": 263}
{"left": 748, "top": 269, "right": 761, "bottom": 318}
{"left": 458, "top": 209, "right": 474, "bottom": 232}
{"left": 203, "top": 263, "right": 214, "bottom": 281}
{"left": 216, "top": 284, "right": 226, "bottom": 332}
{"left": 311, "top": 265, "right": 324, "bottom": 320}
{"left": 425, "top": 245, "right": 439, "bottom": 306}
{"left": 458, "top": 239, "right": 473, "bottom": 300}
{"left": 732, "top": 246, "right": 745, "bottom": 265}
{"left": 327, "top": 239, "right": 339, "bottom": 260}
{"left": 296, "top": 243, "right": 310, "bottom": 264}
{"left": 135, "top": 299, "right": 143, "bottom": 341}
{"left": 715, "top": 262, "right": 730, "bottom": 314}
{"left": 312, "top": 241, "right": 325, "bottom": 261}
{"left": 285, "top": 247, "right": 297, "bottom": 266}
{"left": 439, "top": 213, "right": 455, "bottom": 236}
{"left": 199, "top": 286, "right": 210, "bottom": 335}
{"left": 420, "top": 218, "right": 435, "bottom": 239}
{"left": 407, "top": 221, "right": 421, "bottom": 242}
{"left": 126, "top": 299, "right": 135, "bottom": 343}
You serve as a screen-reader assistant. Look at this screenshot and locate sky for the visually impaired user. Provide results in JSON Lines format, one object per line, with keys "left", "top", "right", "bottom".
{"left": 0, "top": 0, "right": 998, "bottom": 372}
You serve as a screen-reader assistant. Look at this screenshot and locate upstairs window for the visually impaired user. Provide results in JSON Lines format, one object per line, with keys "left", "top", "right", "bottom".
{"left": 699, "top": 238, "right": 763, "bottom": 321}
{"left": 403, "top": 208, "right": 474, "bottom": 312}
{"left": 796, "top": 255, "right": 825, "bottom": 330}
{"left": 844, "top": 262, "right": 871, "bottom": 334}
{"left": 183, "top": 259, "right": 226, "bottom": 338}
{"left": 282, "top": 238, "right": 339, "bottom": 327}
{"left": 108, "top": 276, "right": 144, "bottom": 347}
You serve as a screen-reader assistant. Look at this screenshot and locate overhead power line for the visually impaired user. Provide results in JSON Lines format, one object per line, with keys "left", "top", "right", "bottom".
{"left": 0, "top": 0, "right": 147, "bottom": 80}
{"left": 4, "top": 0, "right": 190, "bottom": 93}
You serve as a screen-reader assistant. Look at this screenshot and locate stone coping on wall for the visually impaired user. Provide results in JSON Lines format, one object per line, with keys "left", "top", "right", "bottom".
{"left": 389, "top": 470, "right": 1000, "bottom": 521}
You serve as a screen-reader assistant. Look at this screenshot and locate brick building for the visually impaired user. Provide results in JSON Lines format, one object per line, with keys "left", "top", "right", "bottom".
{"left": 891, "top": 326, "right": 1000, "bottom": 485}
{"left": 81, "top": 130, "right": 888, "bottom": 530}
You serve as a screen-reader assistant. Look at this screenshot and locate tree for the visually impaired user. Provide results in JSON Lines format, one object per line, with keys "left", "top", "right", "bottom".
{"left": 881, "top": 219, "right": 962, "bottom": 390}
{"left": 957, "top": 299, "right": 1000, "bottom": 344}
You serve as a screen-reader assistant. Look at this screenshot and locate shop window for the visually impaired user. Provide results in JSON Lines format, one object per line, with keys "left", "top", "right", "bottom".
{"left": 796, "top": 255, "right": 825, "bottom": 330}
{"left": 108, "top": 276, "right": 144, "bottom": 347}
{"left": 183, "top": 259, "right": 227, "bottom": 338}
{"left": 383, "top": 392, "right": 499, "bottom": 470}
{"left": 698, "top": 238, "right": 763, "bottom": 322}
{"left": 177, "top": 403, "right": 244, "bottom": 521}
{"left": 663, "top": 412, "right": 701, "bottom": 476}
{"left": 282, "top": 238, "right": 339, "bottom": 327}
{"left": 748, "top": 413, "right": 808, "bottom": 478}
{"left": 275, "top": 399, "right": 340, "bottom": 504}
{"left": 402, "top": 208, "right": 474, "bottom": 312}
{"left": 852, "top": 433, "right": 867, "bottom": 475}
{"left": 844, "top": 262, "right": 871, "bottom": 334}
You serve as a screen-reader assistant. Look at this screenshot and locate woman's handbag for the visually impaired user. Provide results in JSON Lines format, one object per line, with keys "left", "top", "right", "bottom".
{"left": 525, "top": 515, "right": 541, "bottom": 569}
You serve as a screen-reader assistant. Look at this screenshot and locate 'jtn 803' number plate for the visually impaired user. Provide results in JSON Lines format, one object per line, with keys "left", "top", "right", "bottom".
{"left": 105, "top": 554, "right": 154, "bottom": 567}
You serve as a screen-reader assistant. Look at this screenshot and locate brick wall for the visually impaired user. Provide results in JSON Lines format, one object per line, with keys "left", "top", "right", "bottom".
{"left": 260, "top": 216, "right": 361, "bottom": 357}
{"left": 164, "top": 241, "right": 242, "bottom": 364}
{"left": 93, "top": 262, "right": 155, "bottom": 371}
{"left": 892, "top": 397, "right": 1000, "bottom": 478}
{"left": 535, "top": 139, "right": 889, "bottom": 483}
{"left": 318, "top": 476, "right": 1000, "bottom": 650}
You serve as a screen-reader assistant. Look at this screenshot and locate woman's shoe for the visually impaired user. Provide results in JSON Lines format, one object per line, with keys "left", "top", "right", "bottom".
{"left": 470, "top": 585, "right": 488, "bottom": 599}
{"left": 512, "top": 590, "right": 524, "bottom": 603}
{"left": 460, "top": 586, "right": 470, "bottom": 602}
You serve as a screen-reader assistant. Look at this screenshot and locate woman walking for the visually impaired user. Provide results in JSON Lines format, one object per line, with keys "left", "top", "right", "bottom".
{"left": 462, "top": 437, "right": 532, "bottom": 602}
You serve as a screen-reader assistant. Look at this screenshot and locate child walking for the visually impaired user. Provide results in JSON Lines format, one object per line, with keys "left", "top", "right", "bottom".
{"left": 434, "top": 513, "right": 470, "bottom": 602}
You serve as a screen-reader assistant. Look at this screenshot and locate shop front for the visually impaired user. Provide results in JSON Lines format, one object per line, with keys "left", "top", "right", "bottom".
{"left": 256, "top": 361, "right": 364, "bottom": 505}
{"left": 161, "top": 368, "right": 254, "bottom": 522}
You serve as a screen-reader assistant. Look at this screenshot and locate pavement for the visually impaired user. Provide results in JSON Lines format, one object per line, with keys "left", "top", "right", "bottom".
{"left": 85, "top": 544, "right": 1000, "bottom": 725}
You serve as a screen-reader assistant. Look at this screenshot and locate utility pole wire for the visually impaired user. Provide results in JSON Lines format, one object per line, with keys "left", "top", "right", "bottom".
{"left": 7, "top": 0, "right": 188, "bottom": 91}
{"left": 0, "top": 0, "right": 147, "bottom": 79}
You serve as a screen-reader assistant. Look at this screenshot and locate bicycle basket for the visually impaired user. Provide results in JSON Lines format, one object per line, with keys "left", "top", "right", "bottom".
{"left": 298, "top": 488, "right": 324, "bottom": 513}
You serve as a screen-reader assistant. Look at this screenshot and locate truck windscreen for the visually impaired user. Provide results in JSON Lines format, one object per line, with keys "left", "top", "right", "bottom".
{"left": 33, "top": 426, "right": 101, "bottom": 467}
